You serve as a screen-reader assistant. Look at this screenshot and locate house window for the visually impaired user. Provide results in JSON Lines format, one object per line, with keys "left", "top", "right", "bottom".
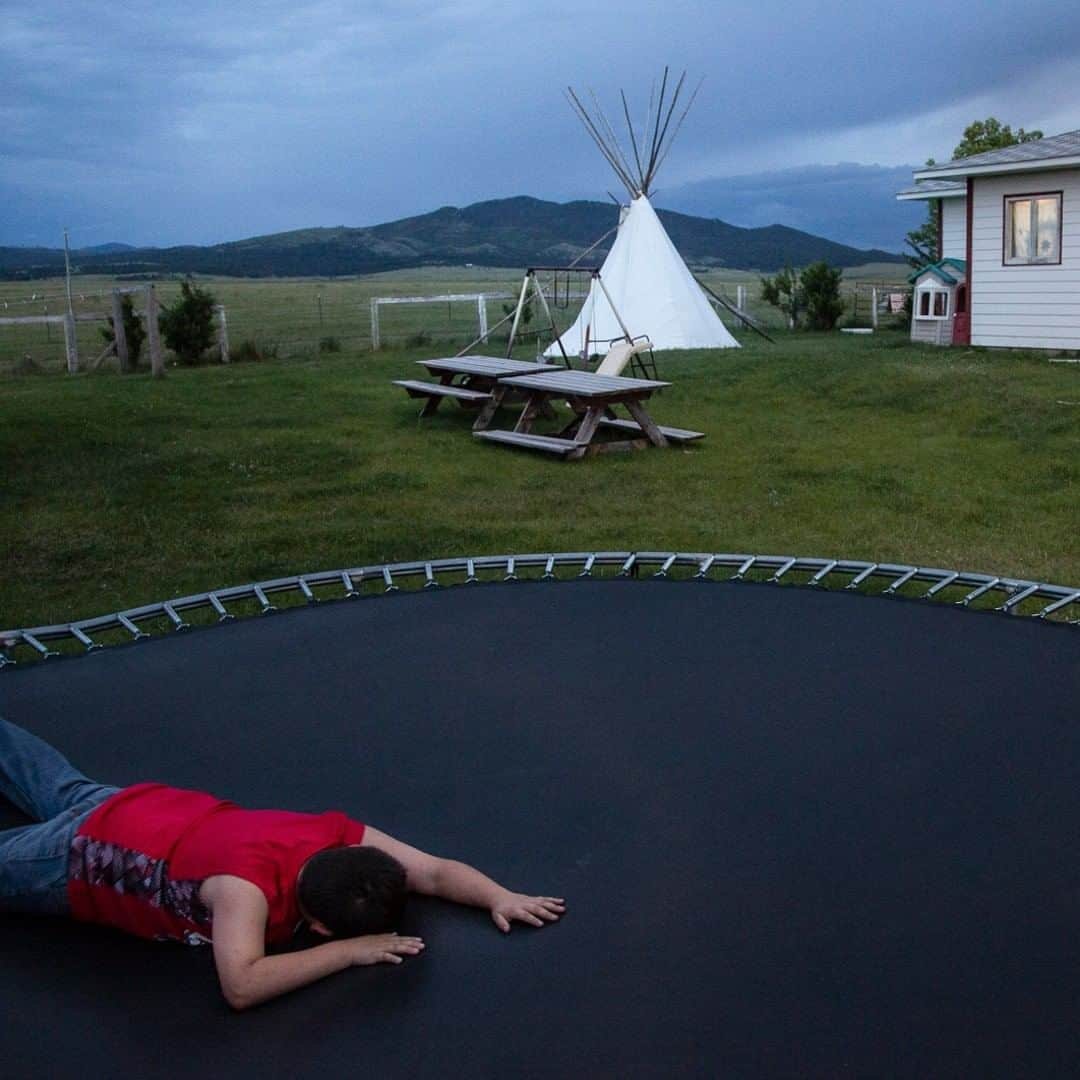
{"left": 1004, "top": 193, "right": 1062, "bottom": 264}
{"left": 916, "top": 288, "right": 950, "bottom": 319}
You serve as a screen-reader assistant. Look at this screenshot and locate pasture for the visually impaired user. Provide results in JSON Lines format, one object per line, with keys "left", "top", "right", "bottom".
{"left": 2, "top": 295, "right": 1077, "bottom": 633}
{"left": 0, "top": 265, "right": 907, "bottom": 374}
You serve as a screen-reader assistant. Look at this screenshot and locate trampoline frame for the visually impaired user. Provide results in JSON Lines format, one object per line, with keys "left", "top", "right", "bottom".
{"left": 2, "top": 550, "right": 1077, "bottom": 667}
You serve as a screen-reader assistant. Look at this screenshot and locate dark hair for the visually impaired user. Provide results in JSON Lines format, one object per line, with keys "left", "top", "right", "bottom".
{"left": 297, "top": 846, "right": 408, "bottom": 937}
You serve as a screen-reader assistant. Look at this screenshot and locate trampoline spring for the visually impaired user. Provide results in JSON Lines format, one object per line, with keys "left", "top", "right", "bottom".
{"left": 578, "top": 554, "right": 596, "bottom": 578}
{"left": 694, "top": 555, "right": 717, "bottom": 579}
{"left": 957, "top": 577, "right": 1000, "bottom": 607}
{"left": 22, "top": 632, "right": 57, "bottom": 659}
{"left": 1038, "top": 590, "right": 1080, "bottom": 619}
{"left": 297, "top": 579, "right": 317, "bottom": 604}
{"left": 732, "top": 556, "right": 756, "bottom": 580}
{"left": 423, "top": 564, "right": 439, "bottom": 589}
{"left": 69, "top": 625, "right": 102, "bottom": 652}
{"left": 163, "top": 603, "right": 190, "bottom": 631}
{"left": 504, "top": 557, "right": 517, "bottom": 582}
{"left": 543, "top": 555, "right": 557, "bottom": 580}
{"left": 654, "top": 555, "right": 677, "bottom": 579}
{"left": 619, "top": 554, "right": 638, "bottom": 577}
{"left": 340, "top": 571, "right": 358, "bottom": 598}
{"left": 808, "top": 560, "right": 838, "bottom": 587}
{"left": 382, "top": 567, "right": 399, "bottom": 593}
{"left": 253, "top": 585, "right": 277, "bottom": 614}
{"left": 884, "top": 567, "right": 919, "bottom": 595}
{"left": 118, "top": 614, "right": 149, "bottom": 641}
{"left": 208, "top": 594, "right": 234, "bottom": 622}
{"left": 923, "top": 572, "right": 959, "bottom": 599}
{"left": 997, "top": 582, "right": 1040, "bottom": 614}
{"left": 466, "top": 559, "right": 478, "bottom": 584}
{"left": 770, "top": 557, "right": 797, "bottom": 582}
{"left": 845, "top": 563, "right": 879, "bottom": 590}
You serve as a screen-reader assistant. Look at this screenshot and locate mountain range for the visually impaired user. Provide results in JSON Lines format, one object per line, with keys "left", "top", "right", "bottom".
{"left": 0, "top": 196, "right": 903, "bottom": 280}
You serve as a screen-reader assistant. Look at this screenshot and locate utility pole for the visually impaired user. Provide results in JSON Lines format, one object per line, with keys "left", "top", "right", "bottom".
{"left": 62, "top": 227, "right": 79, "bottom": 372}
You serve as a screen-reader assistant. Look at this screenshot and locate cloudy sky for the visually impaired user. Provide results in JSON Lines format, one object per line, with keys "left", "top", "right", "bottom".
{"left": 3, "top": 0, "right": 1079, "bottom": 252}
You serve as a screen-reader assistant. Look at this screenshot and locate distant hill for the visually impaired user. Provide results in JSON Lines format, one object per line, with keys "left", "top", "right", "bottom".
{"left": 75, "top": 242, "right": 136, "bottom": 255}
{"left": 0, "top": 197, "right": 904, "bottom": 280}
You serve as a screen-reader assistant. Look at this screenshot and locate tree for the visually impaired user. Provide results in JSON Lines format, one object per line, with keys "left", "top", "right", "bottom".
{"left": 100, "top": 294, "right": 146, "bottom": 370}
{"left": 760, "top": 264, "right": 803, "bottom": 329}
{"left": 800, "top": 261, "right": 845, "bottom": 330}
{"left": 953, "top": 118, "right": 1043, "bottom": 159}
{"left": 159, "top": 279, "right": 217, "bottom": 364}
{"left": 904, "top": 118, "right": 1045, "bottom": 267}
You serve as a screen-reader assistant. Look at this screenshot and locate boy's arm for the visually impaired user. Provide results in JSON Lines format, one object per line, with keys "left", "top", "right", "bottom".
{"left": 361, "top": 827, "right": 565, "bottom": 933}
{"left": 201, "top": 875, "right": 423, "bottom": 1010}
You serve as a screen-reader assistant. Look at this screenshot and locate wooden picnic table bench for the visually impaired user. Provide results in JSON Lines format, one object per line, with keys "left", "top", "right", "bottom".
{"left": 392, "top": 355, "right": 562, "bottom": 425}
{"left": 473, "top": 369, "right": 704, "bottom": 460}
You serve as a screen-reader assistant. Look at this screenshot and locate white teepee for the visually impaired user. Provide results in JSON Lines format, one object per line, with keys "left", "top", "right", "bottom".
{"left": 546, "top": 69, "right": 739, "bottom": 357}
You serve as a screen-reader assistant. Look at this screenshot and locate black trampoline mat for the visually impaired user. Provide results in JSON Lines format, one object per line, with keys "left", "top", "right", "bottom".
{"left": 1, "top": 579, "right": 1078, "bottom": 1078}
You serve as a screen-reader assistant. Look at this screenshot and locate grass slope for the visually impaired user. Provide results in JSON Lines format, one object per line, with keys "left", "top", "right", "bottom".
{"left": 2, "top": 331, "right": 1077, "bottom": 630}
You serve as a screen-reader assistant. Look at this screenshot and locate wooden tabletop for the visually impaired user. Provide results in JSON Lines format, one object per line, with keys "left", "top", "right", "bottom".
{"left": 496, "top": 369, "right": 671, "bottom": 399}
{"left": 420, "top": 356, "right": 563, "bottom": 378}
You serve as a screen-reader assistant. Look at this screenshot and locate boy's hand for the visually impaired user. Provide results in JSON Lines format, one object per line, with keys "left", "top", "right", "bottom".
{"left": 490, "top": 893, "right": 566, "bottom": 933}
{"left": 344, "top": 933, "right": 425, "bottom": 966}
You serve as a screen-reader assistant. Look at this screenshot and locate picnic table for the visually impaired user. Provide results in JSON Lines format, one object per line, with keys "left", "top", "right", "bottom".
{"left": 473, "top": 369, "right": 704, "bottom": 459}
{"left": 392, "top": 356, "right": 562, "bottom": 428}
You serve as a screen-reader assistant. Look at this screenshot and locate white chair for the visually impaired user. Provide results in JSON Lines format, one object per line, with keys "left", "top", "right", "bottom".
{"left": 594, "top": 336, "right": 656, "bottom": 379}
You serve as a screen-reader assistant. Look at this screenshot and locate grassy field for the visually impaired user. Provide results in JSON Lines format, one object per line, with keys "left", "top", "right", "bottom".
{"left": 2, "top": 320, "right": 1077, "bottom": 633}
{"left": 0, "top": 265, "right": 910, "bottom": 374}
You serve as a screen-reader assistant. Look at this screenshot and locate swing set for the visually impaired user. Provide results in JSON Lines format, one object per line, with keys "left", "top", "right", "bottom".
{"left": 454, "top": 265, "right": 656, "bottom": 379}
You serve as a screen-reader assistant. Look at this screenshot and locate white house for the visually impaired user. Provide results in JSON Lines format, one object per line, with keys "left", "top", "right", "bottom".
{"left": 897, "top": 129, "right": 1080, "bottom": 350}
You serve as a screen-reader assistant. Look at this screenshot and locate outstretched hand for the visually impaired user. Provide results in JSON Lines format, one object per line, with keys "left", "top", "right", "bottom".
{"left": 344, "top": 933, "right": 425, "bottom": 966}
{"left": 490, "top": 892, "right": 566, "bottom": 933}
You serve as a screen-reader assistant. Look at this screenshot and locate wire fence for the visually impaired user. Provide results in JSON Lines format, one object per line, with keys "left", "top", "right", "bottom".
{"left": 0, "top": 269, "right": 911, "bottom": 373}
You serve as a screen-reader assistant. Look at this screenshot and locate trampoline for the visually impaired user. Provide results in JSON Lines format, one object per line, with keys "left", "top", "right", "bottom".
{"left": 1, "top": 551, "right": 1078, "bottom": 1078}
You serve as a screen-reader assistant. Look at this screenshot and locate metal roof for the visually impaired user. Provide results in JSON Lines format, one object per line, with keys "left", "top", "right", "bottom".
{"left": 895, "top": 179, "right": 967, "bottom": 201}
{"left": 915, "top": 129, "right": 1080, "bottom": 179}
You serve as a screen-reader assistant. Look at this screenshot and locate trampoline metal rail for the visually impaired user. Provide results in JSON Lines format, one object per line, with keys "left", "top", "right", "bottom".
{"left": 2, "top": 551, "right": 1078, "bottom": 665}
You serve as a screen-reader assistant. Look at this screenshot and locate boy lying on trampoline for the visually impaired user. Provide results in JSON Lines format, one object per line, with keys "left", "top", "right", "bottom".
{"left": 0, "top": 717, "right": 565, "bottom": 1010}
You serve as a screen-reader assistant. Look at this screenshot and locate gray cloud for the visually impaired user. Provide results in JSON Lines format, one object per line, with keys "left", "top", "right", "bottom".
{"left": 3, "top": 1, "right": 1079, "bottom": 247}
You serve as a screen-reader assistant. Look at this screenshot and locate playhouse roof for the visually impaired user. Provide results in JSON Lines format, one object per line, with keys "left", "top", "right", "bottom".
{"left": 908, "top": 258, "right": 967, "bottom": 285}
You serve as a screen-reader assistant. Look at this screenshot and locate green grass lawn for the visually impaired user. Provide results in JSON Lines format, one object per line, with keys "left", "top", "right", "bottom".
{"left": 2, "top": 325, "right": 1077, "bottom": 631}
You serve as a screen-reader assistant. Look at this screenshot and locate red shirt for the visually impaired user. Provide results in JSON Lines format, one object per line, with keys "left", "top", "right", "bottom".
{"left": 68, "top": 783, "right": 365, "bottom": 946}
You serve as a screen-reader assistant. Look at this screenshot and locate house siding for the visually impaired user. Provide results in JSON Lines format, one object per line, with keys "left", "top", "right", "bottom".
{"left": 971, "top": 168, "right": 1080, "bottom": 349}
{"left": 941, "top": 199, "right": 966, "bottom": 259}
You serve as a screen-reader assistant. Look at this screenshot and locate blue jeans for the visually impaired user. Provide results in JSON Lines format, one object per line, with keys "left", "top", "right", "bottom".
{"left": 0, "top": 717, "right": 119, "bottom": 915}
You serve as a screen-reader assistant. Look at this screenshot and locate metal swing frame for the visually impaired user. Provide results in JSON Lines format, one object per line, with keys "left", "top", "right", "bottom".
{"left": 504, "top": 266, "right": 635, "bottom": 366}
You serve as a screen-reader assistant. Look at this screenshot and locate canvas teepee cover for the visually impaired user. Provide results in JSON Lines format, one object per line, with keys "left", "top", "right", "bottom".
{"left": 545, "top": 68, "right": 739, "bottom": 357}
{"left": 545, "top": 195, "right": 739, "bottom": 356}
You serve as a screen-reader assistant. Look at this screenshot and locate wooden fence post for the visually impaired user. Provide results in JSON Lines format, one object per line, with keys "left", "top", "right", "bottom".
{"left": 63, "top": 312, "right": 79, "bottom": 373}
{"left": 112, "top": 290, "right": 131, "bottom": 372}
{"left": 216, "top": 305, "right": 230, "bottom": 364}
{"left": 145, "top": 285, "right": 164, "bottom": 377}
{"left": 370, "top": 299, "right": 380, "bottom": 350}
{"left": 478, "top": 297, "right": 489, "bottom": 343}
{"left": 871, "top": 287, "right": 879, "bottom": 330}
{"left": 736, "top": 284, "right": 746, "bottom": 312}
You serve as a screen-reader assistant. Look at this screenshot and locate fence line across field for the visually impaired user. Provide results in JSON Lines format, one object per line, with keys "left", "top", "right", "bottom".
{"left": 369, "top": 290, "right": 587, "bottom": 350}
